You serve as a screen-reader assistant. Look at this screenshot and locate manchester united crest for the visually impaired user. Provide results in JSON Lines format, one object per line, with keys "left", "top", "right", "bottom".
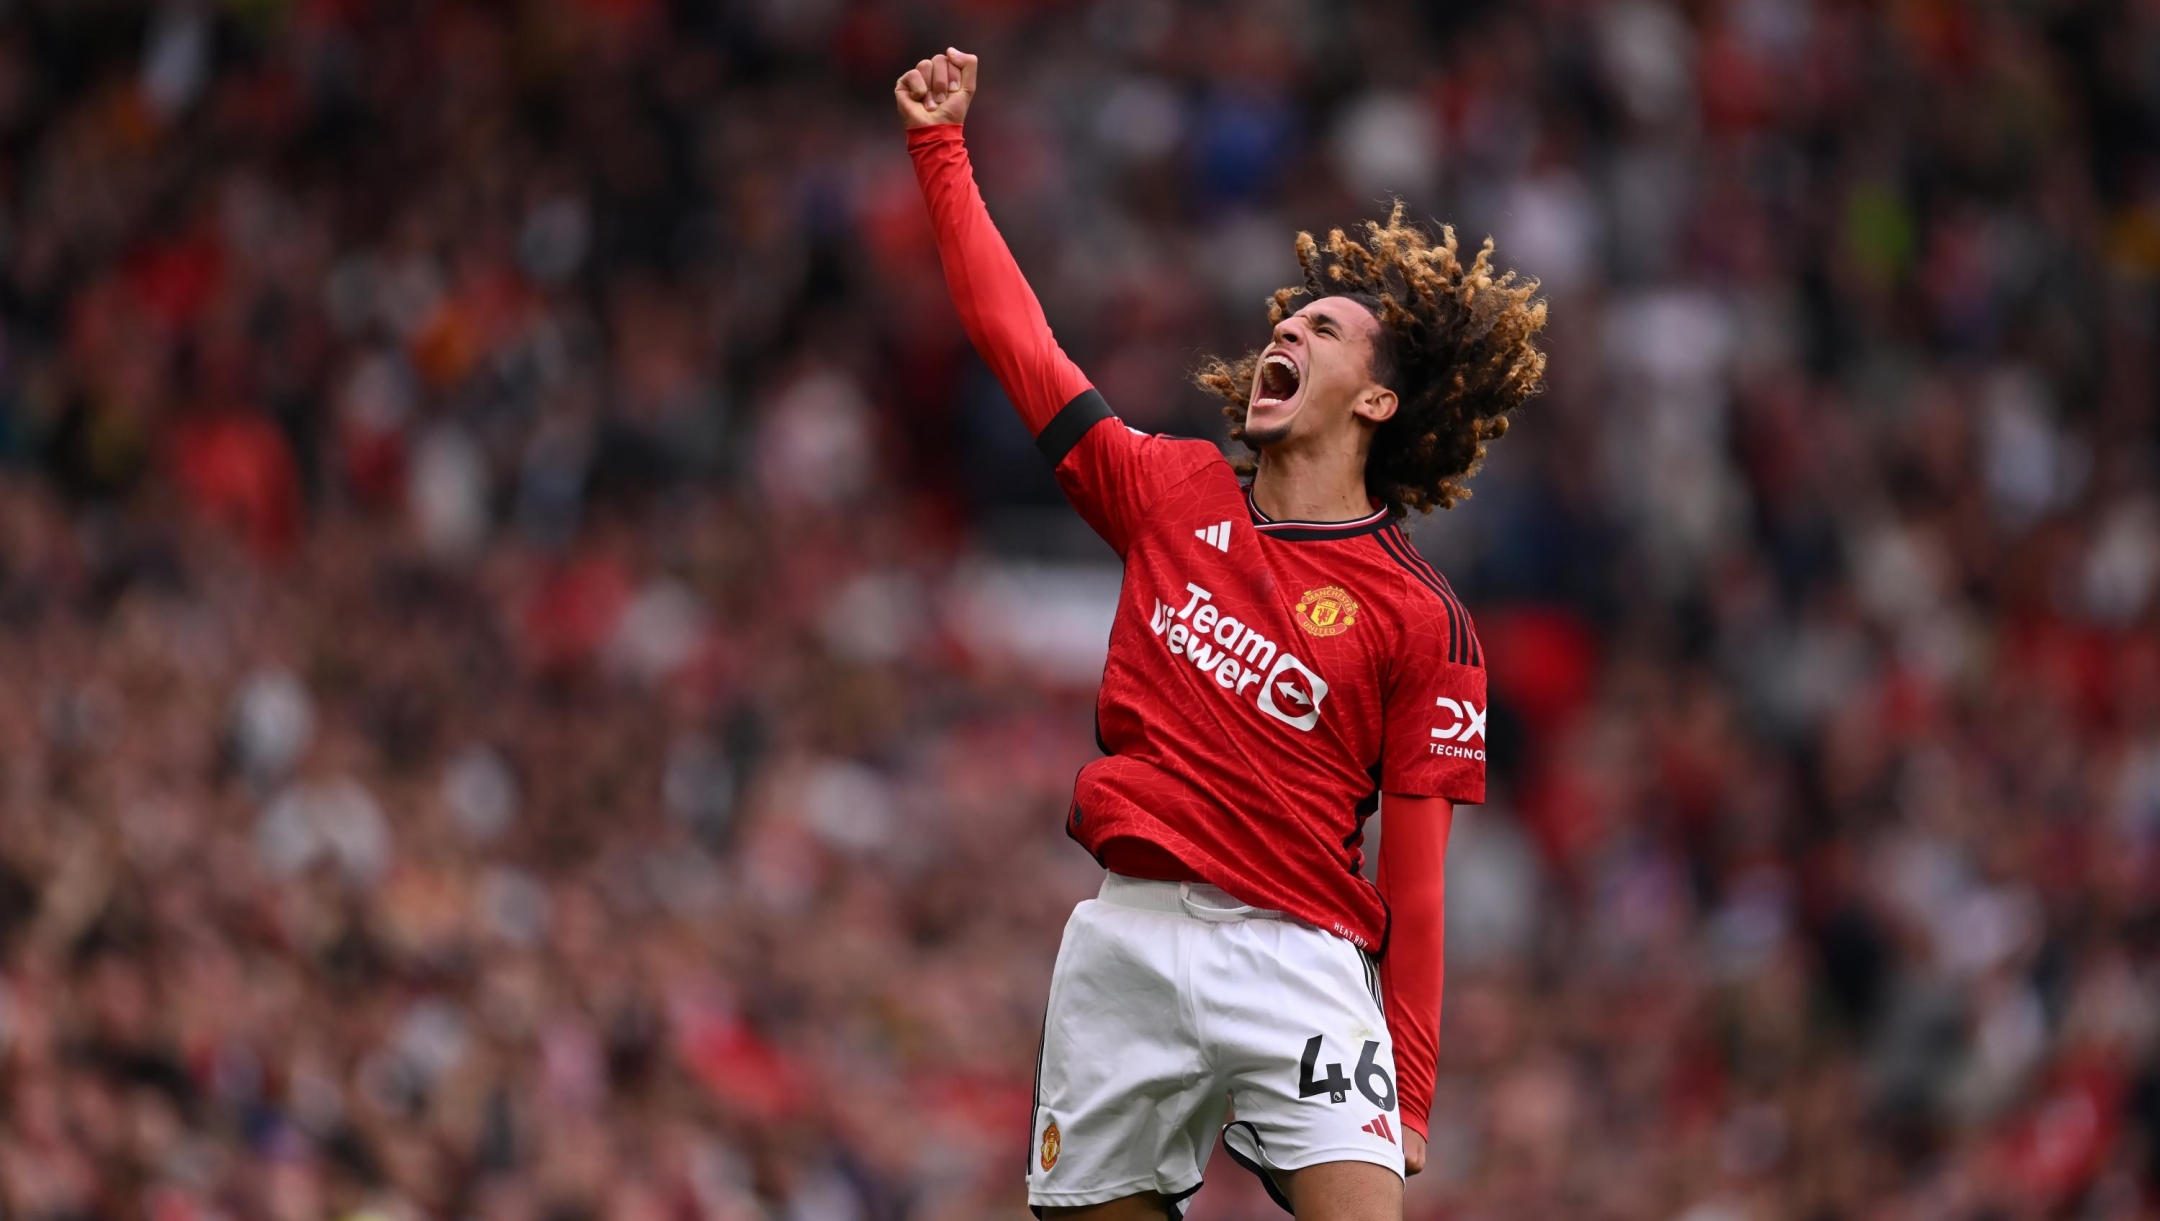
{"left": 1295, "top": 585, "right": 1359, "bottom": 637}
{"left": 1040, "top": 1120, "right": 1061, "bottom": 1171}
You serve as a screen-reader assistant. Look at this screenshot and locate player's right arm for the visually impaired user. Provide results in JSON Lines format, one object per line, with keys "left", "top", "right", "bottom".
{"left": 898, "top": 49, "right": 1209, "bottom": 555}
{"left": 896, "top": 49, "right": 1091, "bottom": 439}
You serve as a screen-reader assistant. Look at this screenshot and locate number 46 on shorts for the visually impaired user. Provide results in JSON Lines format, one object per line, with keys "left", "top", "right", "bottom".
{"left": 1297, "top": 1034, "right": 1395, "bottom": 1111}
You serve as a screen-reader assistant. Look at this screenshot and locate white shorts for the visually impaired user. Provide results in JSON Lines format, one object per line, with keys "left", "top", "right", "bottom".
{"left": 1026, "top": 874, "right": 1405, "bottom": 1217}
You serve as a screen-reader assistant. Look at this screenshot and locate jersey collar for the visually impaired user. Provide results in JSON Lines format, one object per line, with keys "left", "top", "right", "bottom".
{"left": 1244, "top": 487, "right": 1391, "bottom": 541}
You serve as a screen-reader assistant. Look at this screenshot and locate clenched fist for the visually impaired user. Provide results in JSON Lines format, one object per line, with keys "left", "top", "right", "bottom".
{"left": 895, "top": 47, "right": 977, "bottom": 129}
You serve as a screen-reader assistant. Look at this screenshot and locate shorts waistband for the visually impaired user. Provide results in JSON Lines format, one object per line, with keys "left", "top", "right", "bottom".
{"left": 1099, "top": 873, "right": 1285, "bottom": 923}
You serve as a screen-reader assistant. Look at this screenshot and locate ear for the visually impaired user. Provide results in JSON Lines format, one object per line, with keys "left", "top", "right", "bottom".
{"left": 1353, "top": 384, "right": 1399, "bottom": 425}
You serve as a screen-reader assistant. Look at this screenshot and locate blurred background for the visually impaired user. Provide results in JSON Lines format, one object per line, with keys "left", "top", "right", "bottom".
{"left": 1, "top": 0, "right": 2158, "bottom": 1218}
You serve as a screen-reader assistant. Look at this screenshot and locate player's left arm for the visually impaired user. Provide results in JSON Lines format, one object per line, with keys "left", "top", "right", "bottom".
{"left": 1377, "top": 792, "right": 1452, "bottom": 1171}
{"left": 1372, "top": 584, "right": 1487, "bottom": 1168}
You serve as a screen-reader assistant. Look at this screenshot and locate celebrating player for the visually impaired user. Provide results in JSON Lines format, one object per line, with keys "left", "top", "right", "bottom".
{"left": 897, "top": 49, "right": 1546, "bottom": 1221}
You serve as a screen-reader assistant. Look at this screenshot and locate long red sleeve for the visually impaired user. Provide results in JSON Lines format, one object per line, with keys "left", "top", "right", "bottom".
{"left": 1378, "top": 793, "right": 1454, "bottom": 1140}
{"left": 907, "top": 124, "right": 1093, "bottom": 436}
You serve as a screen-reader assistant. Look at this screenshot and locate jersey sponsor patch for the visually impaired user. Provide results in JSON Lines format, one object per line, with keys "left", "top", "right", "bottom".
{"left": 1149, "top": 580, "right": 1330, "bottom": 732}
{"left": 1255, "top": 654, "right": 1328, "bottom": 732}
{"left": 1361, "top": 1114, "right": 1396, "bottom": 1144}
{"left": 1195, "top": 520, "right": 1233, "bottom": 551}
{"left": 1429, "top": 697, "right": 1487, "bottom": 760}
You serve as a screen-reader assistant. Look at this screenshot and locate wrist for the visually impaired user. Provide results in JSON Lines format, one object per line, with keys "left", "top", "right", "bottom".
{"left": 906, "top": 123, "right": 963, "bottom": 150}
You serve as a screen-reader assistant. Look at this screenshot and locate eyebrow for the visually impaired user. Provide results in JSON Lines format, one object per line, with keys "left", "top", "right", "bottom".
{"left": 1307, "top": 311, "right": 1340, "bottom": 334}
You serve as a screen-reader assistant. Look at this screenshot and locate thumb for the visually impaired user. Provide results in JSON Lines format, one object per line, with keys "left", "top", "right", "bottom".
{"left": 947, "top": 47, "right": 978, "bottom": 92}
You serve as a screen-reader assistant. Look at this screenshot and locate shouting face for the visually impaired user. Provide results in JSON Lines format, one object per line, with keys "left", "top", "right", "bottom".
{"left": 1244, "top": 295, "right": 1398, "bottom": 450}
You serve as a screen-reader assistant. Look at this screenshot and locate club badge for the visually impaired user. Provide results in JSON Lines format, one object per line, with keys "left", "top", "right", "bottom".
{"left": 1295, "top": 585, "right": 1358, "bottom": 637}
{"left": 1040, "top": 1119, "right": 1061, "bottom": 1171}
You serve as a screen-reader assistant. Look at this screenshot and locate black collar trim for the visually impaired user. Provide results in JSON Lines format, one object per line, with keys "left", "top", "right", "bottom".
{"left": 1245, "top": 489, "right": 1391, "bottom": 540}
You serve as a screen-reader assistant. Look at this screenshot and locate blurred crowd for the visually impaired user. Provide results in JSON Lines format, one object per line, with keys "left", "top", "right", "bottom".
{"left": 1, "top": 0, "right": 2158, "bottom": 1219}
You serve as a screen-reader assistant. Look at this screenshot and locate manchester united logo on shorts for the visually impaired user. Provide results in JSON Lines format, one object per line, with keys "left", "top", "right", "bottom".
{"left": 1040, "top": 1119, "right": 1061, "bottom": 1171}
{"left": 1295, "top": 585, "right": 1358, "bottom": 637}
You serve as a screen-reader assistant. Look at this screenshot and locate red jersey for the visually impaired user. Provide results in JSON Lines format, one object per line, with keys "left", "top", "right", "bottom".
{"left": 908, "top": 123, "right": 1487, "bottom": 955}
{"left": 1053, "top": 420, "right": 1485, "bottom": 951}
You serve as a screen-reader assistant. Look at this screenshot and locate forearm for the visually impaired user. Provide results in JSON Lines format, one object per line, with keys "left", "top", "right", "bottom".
{"left": 906, "top": 124, "right": 1092, "bottom": 436}
{"left": 1377, "top": 793, "right": 1453, "bottom": 1140}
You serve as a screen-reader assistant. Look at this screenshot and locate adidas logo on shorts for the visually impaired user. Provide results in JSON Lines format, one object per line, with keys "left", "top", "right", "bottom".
{"left": 1360, "top": 1114, "right": 1395, "bottom": 1144}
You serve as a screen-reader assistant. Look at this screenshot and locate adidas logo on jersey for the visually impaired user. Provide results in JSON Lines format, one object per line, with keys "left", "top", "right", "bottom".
{"left": 1195, "top": 521, "right": 1232, "bottom": 551}
{"left": 1361, "top": 1114, "right": 1396, "bottom": 1144}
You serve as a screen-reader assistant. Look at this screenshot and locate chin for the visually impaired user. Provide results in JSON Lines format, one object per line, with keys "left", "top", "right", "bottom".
{"left": 1243, "top": 398, "right": 1300, "bottom": 448}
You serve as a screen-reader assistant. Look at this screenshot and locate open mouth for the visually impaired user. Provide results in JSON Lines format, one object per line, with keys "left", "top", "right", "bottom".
{"left": 1255, "top": 352, "right": 1301, "bottom": 407}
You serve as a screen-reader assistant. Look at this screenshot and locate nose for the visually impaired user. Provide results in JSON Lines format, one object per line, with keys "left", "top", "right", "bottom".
{"left": 1272, "top": 318, "right": 1305, "bottom": 348}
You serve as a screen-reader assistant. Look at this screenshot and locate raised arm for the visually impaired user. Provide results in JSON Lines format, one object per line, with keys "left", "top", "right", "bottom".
{"left": 897, "top": 49, "right": 1092, "bottom": 437}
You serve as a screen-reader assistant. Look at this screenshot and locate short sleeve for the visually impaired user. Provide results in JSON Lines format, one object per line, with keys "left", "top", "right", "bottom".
{"left": 1044, "top": 391, "right": 1222, "bottom": 556}
{"left": 1380, "top": 601, "right": 1487, "bottom": 803}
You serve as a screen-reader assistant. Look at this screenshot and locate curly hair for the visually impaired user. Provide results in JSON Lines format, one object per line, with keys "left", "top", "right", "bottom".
{"left": 1196, "top": 202, "right": 1548, "bottom": 517}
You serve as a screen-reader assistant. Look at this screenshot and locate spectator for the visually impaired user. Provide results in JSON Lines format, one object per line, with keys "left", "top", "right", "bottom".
{"left": 0, "top": 2, "right": 2155, "bottom": 1219}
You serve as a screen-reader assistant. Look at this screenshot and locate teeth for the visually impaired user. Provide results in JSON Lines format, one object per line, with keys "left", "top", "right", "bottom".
{"left": 1258, "top": 353, "right": 1299, "bottom": 406}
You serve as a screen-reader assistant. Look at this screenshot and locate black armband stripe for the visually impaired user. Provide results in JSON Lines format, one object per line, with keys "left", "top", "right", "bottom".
{"left": 1035, "top": 389, "right": 1114, "bottom": 468}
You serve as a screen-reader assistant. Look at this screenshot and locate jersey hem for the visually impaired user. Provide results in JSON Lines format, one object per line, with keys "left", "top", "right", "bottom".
{"left": 1071, "top": 768, "right": 1391, "bottom": 950}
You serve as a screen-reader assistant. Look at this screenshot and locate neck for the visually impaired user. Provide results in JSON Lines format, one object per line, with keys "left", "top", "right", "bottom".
{"left": 1249, "top": 436, "right": 1373, "bottom": 522}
